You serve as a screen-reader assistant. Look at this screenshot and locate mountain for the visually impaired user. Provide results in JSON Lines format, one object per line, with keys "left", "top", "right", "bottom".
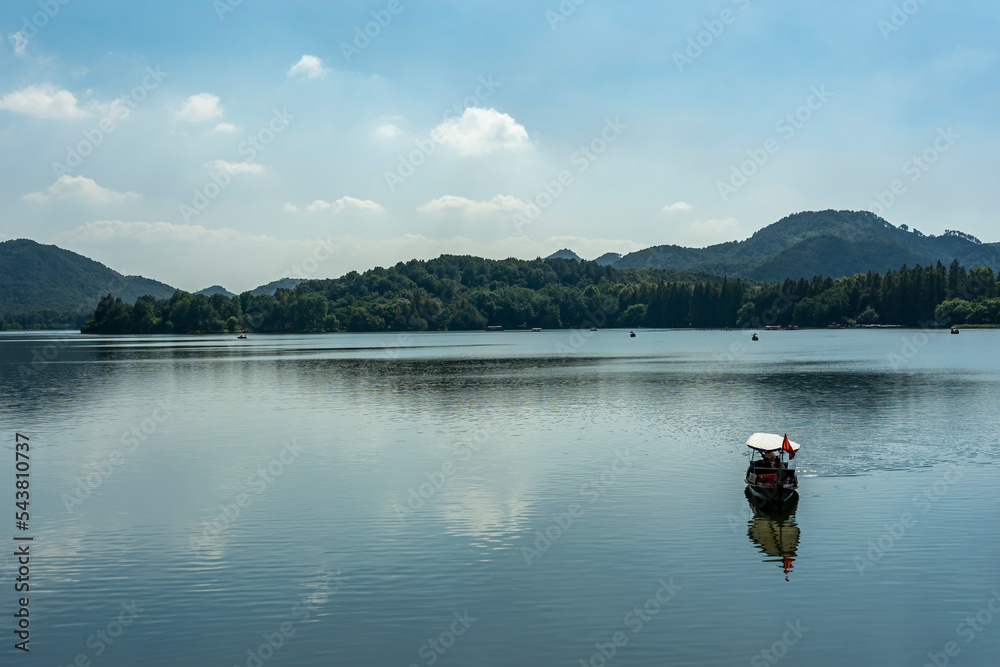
{"left": 612, "top": 210, "right": 1000, "bottom": 280}
{"left": 594, "top": 252, "right": 622, "bottom": 266}
{"left": 249, "top": 278, "right": 306, "bottom": 296}
{"left": 195, "top": 285, "right": 236, "bottom": 298}
{"left": 0, "top": 239, "right": 176, "bottom": 314}
{"left": 545, "top": 249, "right": 582, "bottom": 262}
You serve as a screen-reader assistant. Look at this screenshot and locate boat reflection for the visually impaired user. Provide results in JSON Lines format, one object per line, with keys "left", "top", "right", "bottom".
{"left": 744, "top": 489, "right": 800, "bottom": 581}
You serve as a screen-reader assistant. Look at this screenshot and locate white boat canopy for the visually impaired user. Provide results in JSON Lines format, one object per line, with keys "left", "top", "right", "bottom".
{"left": 746, "top": 432, "right": 801, "bottom": 452}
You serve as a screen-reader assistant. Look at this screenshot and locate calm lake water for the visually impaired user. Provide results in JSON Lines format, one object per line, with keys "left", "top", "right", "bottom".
{"left": 1, "top": 328, "right": 999, "bottom": 666}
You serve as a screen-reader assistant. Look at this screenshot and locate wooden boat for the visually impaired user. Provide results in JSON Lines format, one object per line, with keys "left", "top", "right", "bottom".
{"left": 744, "top": 433, "right": 800, "bottom": 505}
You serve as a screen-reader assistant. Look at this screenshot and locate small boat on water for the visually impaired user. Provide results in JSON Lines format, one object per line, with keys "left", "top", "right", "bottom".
{"left": 751, "top": 333, "right": 759, "bottom": 341}
{"left": 951, "top": 328, "right": 960, "bottom": 334}
{"left": 237, "top": 334, "right": 248, "bottom": 339}
{"left": 745, "top": 433, "right": 800, "bottom": 505}
{"left": 629, "top": 330, "right": 636, "bottom": 338}
{"left": 531, "top": 327, "right": 542, "bottom": 332}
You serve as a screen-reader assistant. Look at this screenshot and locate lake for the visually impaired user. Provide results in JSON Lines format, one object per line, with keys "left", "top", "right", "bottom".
{"left": 1, "top": 328, "right": 999, "bottom": 666}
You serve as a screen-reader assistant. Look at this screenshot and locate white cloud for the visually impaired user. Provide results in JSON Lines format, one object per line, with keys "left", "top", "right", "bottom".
{"left": 205, "top": 159, "right": 264, "bottom": 175}
{"left": 375, "top": 123, "right": 401, "bottom": 139}
{"left": 175, "top": 93, "right": 223, "bottom": 123}
{"left": 284, "top": 203, "right": 299, "bottom": 212}
{"left": 332, "top": 196, "right": 386, "bottom": 214}
{"left": 662, "top": 201, "right": 693, "bottom": 213}
{"left": 0, "top": 83, "right": 86, "bottom": 119}
{"left": 305, "top": 200, "right": 332, "bottom": 212}
{"left": 213, "top": 122, "right": 239, "bottom": 133}
{"left": 432, "top": 108, "right": 532, "bottom": 156}
{"left": 418, "top": 194, "right": 531, "bottom": 216}
{"left": 10, "top": 32, "right": 28, "bottom": 57}
{"left": 303, "top": 197, "right": 386, "bottom": 214}
{"left": 23, "top": 175, "right": 141, "bottom": 204}
{"left": 287, "top": 55, "right": 328, "bottom": 80}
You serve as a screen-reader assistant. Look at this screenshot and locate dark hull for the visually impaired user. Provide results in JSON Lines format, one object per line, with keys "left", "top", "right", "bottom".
{"left": 745, "top": 481, "right": 798, "bottom": 506}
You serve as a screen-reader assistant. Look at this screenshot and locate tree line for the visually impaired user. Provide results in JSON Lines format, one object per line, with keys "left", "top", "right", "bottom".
{"left": 78, "top": 256, "right": 1000, "bottom": 334}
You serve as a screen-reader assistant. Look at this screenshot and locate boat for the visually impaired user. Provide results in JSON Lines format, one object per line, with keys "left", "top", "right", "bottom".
{"left": 237, "top": 334, "right": 248, "bottom": 339}
{"left": 590, "top": 327, "right": 597, "bottom": 332}
{"left": 531, "top": 327, "right": 542, "bottom": 332}
{"left": 751, "top": 333, "right": 759, "bottom": 341}
{"left": 484, "top": 325, "right": 504, "bottom": 332}
{"left": 629, "top": 330, "right": 636, "bottom": 338}
{"left": 744, "top": 433, "right": 800, "bottom": 505}
{"left": 951, "top": 328, "right": 960, "bottom": 334}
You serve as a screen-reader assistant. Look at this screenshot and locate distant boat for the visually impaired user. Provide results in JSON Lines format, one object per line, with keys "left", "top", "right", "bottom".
{"left": 751, "top": 333, "right": 759, "bottom": 341}
{"left": 764, "top": 325, "right": 781, "bottom": 331}
{"left": 629, "top": 330, "right": 636, "bottom": 338}
{"left": 237, "top": 334, "right": 248, "bottom": 339}
{"left": 484, "top": 326, "right": 504, "bottom": 332}
{"left": 951, "top": 328, "right": 960, "bottom": 334}
{"left": 745, "top": 433, "right": 800, "bottom": 506}
{"left": 531, "top": 327, "right": 542, "bottom": 332}
{"left": 590, "top": 328, "right": 597, "bottom": 332}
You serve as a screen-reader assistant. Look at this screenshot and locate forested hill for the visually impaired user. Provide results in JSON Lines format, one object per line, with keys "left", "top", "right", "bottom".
{"left": 613, "top": 210, "right": 1000, "bottom": 280}
{"left": 0, "top": 239, "right": 176, "bottom": 313}
{"left": 81, "top": 255, "right": 1000, "bottom": 334}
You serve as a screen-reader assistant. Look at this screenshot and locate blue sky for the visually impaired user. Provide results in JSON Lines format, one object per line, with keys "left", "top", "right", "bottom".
{"left": 1, "top": 0, "right": 997, "bottom": 291}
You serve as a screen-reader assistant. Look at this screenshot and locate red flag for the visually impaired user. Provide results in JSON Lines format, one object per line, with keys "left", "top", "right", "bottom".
{"left": 781, "top": 433, "right": 796, "bottom": 460}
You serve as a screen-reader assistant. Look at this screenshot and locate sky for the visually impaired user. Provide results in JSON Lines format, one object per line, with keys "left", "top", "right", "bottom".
{"left": 1, "top": 0, "right": 997, "bottom": 292}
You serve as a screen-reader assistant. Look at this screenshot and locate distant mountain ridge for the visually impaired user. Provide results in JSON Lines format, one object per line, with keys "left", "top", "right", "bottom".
{"left": 0, "top": 239, "right": 308, "bottom": 315}
{"left": 0, "top": 239, "right": 176, "bottom": 314}
{"left": 609, "top": 210, "right": 999, "bottom": 280}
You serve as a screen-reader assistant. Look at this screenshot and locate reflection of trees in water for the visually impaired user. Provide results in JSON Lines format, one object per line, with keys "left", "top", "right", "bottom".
{"left": 745, "top": 490, "right": 800, "bottom": 581}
